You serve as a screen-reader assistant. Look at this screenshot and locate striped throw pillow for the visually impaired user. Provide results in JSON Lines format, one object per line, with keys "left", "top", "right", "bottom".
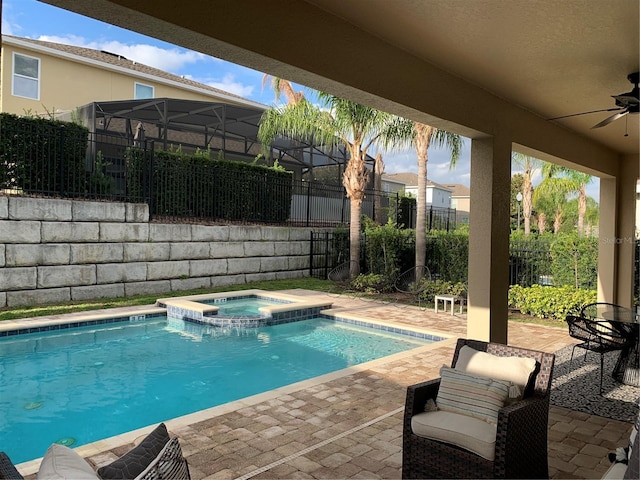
{"left": 436, "top": 366, "right": 510, "bottom": 424}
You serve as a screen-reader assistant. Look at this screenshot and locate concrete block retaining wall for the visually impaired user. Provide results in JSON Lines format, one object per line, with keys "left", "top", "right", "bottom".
{"left": 0, "top": 197, "right": 313, "bottom": 308}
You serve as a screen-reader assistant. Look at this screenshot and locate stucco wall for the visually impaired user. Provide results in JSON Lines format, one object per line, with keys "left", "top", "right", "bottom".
{"left": 0, "top": 196, "right": 312, "bottom": 308}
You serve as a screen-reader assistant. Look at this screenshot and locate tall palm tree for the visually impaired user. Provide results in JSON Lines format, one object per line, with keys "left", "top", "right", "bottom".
{"left": 258, "top": 92, "right": 407, "bottom": 279}
{"left": 512, "top": 153, "right": 544, "bottom": 236}
{"left": 406, "top": 122, "right": 462, "bottom": 277}
{"left": 541, "top": 164, "right": 593, "bottom": 236}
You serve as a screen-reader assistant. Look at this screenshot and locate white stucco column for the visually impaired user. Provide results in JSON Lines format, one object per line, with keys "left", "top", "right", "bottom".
{"left": 467, "top": 136, "right": 512, "bottom": 344}
{"left": 599, "top": 155, "right": 639, "bottom": 307}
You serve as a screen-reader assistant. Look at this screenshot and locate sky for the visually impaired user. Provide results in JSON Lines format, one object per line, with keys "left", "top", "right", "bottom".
{"left": 2, "top": 0, "right": 598, "bottom": 198}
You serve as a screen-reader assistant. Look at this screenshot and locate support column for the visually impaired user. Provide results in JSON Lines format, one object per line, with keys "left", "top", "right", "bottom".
{"left": 598, "top": 177, "right": 617, "bottom": 303}
{"left": 467, "top": 136, "right": 512, "bottom": 344}
{"left": 600, "top": 155, "right": 639, "bottom": 308}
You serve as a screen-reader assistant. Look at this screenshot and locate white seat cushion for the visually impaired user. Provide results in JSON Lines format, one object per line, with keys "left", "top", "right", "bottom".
{"left": 411, "top": 410, "right": 497, "bottom": 461}
{"left": 601, "top": 462, "right": 627, "bottom": 480}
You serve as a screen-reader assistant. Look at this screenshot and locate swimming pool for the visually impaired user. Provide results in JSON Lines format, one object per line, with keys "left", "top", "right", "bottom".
{"left": 0, "top": 312, "right": 440, "bottom": 464}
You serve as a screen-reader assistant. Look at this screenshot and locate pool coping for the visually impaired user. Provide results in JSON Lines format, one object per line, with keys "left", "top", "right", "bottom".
{"left": 4, "top": 292, "right": 455, "bottom": 475}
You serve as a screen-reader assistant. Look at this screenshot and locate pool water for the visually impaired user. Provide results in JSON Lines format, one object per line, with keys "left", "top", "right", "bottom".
{"left": 0, "top": 316, "right": 432, "bottom": 464}
{"left": 201, "top": 297, "right": 287, "bottom": 316}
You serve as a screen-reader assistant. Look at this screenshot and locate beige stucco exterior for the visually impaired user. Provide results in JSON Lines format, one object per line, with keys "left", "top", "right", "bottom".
{"left": 0, "top": 36, "right": 262, "bottom": 118}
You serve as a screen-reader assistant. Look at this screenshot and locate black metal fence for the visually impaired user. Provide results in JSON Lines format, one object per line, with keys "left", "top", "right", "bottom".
{"left": 1, "top": 128, "right": 458, "bottom": 229}
{"left": 508, "top": 240, "right": 553, "bottom": 287}
{"left": 311, "top": 232, "right": 620, "bottom": 293}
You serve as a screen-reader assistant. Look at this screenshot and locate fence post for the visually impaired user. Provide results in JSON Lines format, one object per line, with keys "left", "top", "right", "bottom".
{"left": 147, "top": 140, "right": 154, "bottom": 222}
{"left": 324, "top": 231, "right": 330, "bottom": 279}
{"left": 59, "top": 125, "right": 65, "bottom": 196}
{"left": 309, "top": 230, "right": 314, "bottom": 276}
{"left": 396, "top": 192, "right": 399, "bottom": 225}
{"left": 306, "top": 181, "right": 311, "bottom": 227}
{"left": 429, "top": 206, "right": 433, "bottom": 231}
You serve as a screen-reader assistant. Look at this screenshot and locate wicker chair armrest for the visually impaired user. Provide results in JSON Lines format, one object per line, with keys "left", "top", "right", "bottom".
{"left": 404, "top": 379, "right": 441, "bottom": 426}
{"left": 0, "top": 452, "right": 24, "bottom": 480}
{"left": 494, "top": 395, "right": 550, "bottom": 478}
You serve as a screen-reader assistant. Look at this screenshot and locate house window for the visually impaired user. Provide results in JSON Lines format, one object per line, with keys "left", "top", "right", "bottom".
{"left": 13, "top": 53, "right": 40, "bottom": 100}
{"left": 134, "top": 82, "right": 154, "bottom": 99}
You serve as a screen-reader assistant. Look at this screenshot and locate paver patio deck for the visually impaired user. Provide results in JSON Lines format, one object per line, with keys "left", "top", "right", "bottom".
{"left": 15, "top": 290, "right": 635, "bottom": 479}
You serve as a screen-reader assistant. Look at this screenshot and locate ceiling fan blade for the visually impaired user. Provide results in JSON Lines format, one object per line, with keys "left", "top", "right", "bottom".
{"left": 591, "top": 110, "right": 628, "bottom": 129}
{"left": 548, "top": 107, "right": 622, "bottom": 121}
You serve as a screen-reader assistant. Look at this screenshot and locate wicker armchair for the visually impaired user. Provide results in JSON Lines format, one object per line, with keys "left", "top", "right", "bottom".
{"left": 402, "top": 338, "right": 555, "bottom": 479}
{"left": 0, "top": 452, "right": 23, "bottom": 480}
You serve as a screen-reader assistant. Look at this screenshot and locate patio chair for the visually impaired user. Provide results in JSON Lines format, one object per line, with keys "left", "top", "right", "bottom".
{"left": 0, "top": 451, "right": 23, "bottom": 480}
{"left": 565, "top": 314, "right": 628, "bottom": 394}
{"left": 402, "top": 338, "right": 555, "bottom": 479}
{"left": 395, "top": 265, "right": 431, "bottom": 306}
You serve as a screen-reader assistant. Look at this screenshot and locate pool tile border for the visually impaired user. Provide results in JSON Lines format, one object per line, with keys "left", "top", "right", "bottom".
{"left": 0, "top": 308, "right": 166, "bottom": 337}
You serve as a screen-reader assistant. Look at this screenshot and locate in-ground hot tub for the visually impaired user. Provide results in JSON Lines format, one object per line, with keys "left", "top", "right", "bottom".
{"left": 156, "top": 289, "right": 334, "bottom": 327}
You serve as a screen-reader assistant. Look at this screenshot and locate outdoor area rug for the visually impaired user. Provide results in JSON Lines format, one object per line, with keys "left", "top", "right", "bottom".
{"left": 550, "top": 345, "right": 640, "bottom": 423}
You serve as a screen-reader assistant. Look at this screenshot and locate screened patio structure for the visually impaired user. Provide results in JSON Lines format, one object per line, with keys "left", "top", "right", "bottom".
{"left": 75, "top": 97, "right": 375, "bottom": 182}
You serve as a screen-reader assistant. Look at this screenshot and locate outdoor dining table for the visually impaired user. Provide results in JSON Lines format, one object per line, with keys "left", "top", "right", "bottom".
{"left": 582, "top": 303, "right": 639, "bottom": 387}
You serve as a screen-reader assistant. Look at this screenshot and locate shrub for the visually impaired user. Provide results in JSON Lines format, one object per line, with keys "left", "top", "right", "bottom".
{"left": 549, "top": 233, "right": 598, "bottom": 289}
{"left": 361, "top": 218, "right": 413, "bottom": 279}
{"left": 351, "top": 273, "right": 394, "bottom": 293}
{"left": 508, "top": 284, "right": 596, "bottom": 320}
{"left": 418, "top": 280, "right": 467, "bottom": 303}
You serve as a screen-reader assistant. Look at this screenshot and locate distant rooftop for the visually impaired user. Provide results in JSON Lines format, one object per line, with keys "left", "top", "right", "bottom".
{"left": 383, "top": 172, "right": 451, "bottom": 190}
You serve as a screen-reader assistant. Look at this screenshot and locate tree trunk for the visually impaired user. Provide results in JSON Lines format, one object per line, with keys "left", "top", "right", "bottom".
{"left": 413, "top": 123, "right": 433, "bottom": 282}
{"left": 554, "top": 208, "right": 562, "bottom": 233}
{"left": 523, "top": 171, "right": 533, "bottom": 236}
{"left": 537, "top": 212, "right": 546, "bottom": 234}
{"left": 416, "top": 152, "right": 427, "bottom": 277}
{"left": 577, "top": 184, "right": 586, "bottom": 236}
{"left": 343, "top": 144, "right": 368, "bottom": 279}
{"left": 349, "top": 197, "right": 362, "bottom": 279}
{"left": 374, "top": 153, "right": 384, "bottom": 224}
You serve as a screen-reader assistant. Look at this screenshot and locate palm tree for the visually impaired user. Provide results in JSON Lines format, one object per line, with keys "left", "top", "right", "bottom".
{"left": 533, "top": 177, "right": 574, "bottom": 233}
{"left": 406, "top": 122, "right": 462, "bottom": 277}
{"left": 541, "top": 164, "right": 593, "bottom": 236}
{"left": 261, "top": 75, "right": 305, "bottom": 105}
{"left": 258, "top": 92, "right": 408, "bottom": 279}
{"left": 512, "top": 153, "right": 544, "bottom": 235}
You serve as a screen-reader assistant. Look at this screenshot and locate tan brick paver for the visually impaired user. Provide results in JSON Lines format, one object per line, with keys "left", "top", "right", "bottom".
{"left": 16, "top": 290, "right": 637, "bottom": 479}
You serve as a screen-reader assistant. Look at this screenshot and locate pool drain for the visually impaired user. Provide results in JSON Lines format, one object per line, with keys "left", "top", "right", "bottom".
{"left": 54, "top": 437, "right": 76, "bottom": 447}
{"left": 23, "top": 401, "right": 43, "bottom": 410}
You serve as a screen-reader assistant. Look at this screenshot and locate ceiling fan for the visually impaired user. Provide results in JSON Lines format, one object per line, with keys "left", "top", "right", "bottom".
{"left": 549, "top": 71, "right": 639, "bottom": 129}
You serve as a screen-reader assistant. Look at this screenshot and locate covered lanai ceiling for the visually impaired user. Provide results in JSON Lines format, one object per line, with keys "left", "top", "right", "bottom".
{"left": 41, "top": 0, "right": 639, "bottom": 164}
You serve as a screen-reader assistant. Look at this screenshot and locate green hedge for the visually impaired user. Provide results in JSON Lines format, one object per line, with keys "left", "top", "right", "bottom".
{"left": 126, "top": 149, "right": 293, "bottom": 222}
{"left": 508, "top": 284, "right": 596, "bottom": 320}
{"left": 0, "top": 113, "right": 88, "bottom": 196}
{"left": 425, "top": 231, "right": 469, "bottom": 283}
{"left": 397, "top": 196, "right": 416, "bottom": 228}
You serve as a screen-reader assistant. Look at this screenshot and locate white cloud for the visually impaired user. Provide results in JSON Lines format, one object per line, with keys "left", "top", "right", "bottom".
{"left": 203, "top": 74, "right": 254, "bottom": 98}
{"left": 37, "top": 35, "right": 206, "bottom": 72}
{"left": 2, "top": 17, "right": 15, "bottom": 35}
